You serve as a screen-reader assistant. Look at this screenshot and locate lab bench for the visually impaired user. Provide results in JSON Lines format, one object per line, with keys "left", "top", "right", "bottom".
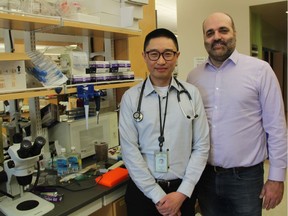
{"left": 45, "top": 180, "right": 127, "bottom": 216}
{"left": 0, "top": 158, "right": 128, "bottom": 216}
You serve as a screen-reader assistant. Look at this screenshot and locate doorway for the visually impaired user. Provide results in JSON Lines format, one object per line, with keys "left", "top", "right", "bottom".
{"left": 250, "top": 1, "right": 287, "bottom": 112}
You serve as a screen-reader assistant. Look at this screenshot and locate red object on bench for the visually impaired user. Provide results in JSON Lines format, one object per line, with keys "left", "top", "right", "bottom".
{"left": 95, "top": 167, "right": 129, "bottom": 187}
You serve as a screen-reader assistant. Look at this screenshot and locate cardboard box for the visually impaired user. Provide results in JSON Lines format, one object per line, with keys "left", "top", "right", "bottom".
{"left": 95, "top": 12, "right": 121, "bottom": 27}
{"left": 81, "top": 0, "right": 121, "bottom": 16}
{"left": 0, "top": 60, "right": 26, "bottom": 91}
{"left": 126, "top": 19, "right": 140, "bottom": 30}
{"left": 89, "top": 61, "right": 110, "bottom": 73}
{"left": 65, "top": 13, "right": 100, "bottom": 24}
{"left": 121, "top": 2, "right": 144, "bottom": 19}
{"left": 109, "top": 60, "right": 131, "bottom": 72}
{"left": 124, "top": 0, "right": 148, "bottom": 5}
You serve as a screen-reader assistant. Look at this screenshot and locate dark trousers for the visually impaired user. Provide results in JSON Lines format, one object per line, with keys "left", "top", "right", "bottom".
{"left": 196, "top": 163, "right": 264, "bottom": 216}
{"left": 125, "top": 179, "right": 197, "bottom": 216}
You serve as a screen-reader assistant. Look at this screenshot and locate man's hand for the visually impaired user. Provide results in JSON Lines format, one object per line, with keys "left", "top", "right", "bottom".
{"left": 156, "top": 192, "right": 187, "bottom": 216}
{"left": 259, "top": 180, "right": 284, "bottom": 210}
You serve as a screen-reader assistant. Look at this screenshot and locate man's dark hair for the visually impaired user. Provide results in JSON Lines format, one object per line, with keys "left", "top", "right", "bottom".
{"left": 143, "top": 28, "right": 178, "bottom": 51}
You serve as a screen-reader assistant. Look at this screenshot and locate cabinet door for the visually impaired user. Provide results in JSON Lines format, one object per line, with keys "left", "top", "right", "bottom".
{"left": 113, "top": 196, "right": 127, "bottom": 216}
{"left": 89, "top": 203, "right": 113, "bottom": 216}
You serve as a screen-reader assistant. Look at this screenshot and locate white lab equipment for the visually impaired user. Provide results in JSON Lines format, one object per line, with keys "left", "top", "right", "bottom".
{"left": 0, "top": 136, "right": 54, "bottom": 216}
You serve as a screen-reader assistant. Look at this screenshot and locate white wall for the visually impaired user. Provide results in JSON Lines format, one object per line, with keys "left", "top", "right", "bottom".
{"left": 177, "top": 0, "right": 284, "bottom": 80}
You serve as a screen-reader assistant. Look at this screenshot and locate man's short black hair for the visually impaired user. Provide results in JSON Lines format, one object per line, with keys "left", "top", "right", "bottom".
{"left": 143, "top": 28, "right": 178, "bottom": 51}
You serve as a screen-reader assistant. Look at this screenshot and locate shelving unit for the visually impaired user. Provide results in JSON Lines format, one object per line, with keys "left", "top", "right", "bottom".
{"left": 0, "top": 12, "right": 142, "bottom": 100}
{"left": 0, "top": 2, "right": 155, "bottom": 215}
{"left": 0, "top": 12, "right": 141, "bottom": 37}
{"left": 0, "top": 11, "right": 143, "bottom": 140}
{"left": 0, "top": 12, "right": 60, "bottom": 31}
{"left": 0, "top": 79, "right": 142, "bottom": 101}
{"left": 0, "top": 52, "right": 30, "bottom": 61}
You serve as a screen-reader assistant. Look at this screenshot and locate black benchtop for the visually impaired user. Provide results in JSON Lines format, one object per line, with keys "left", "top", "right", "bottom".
{"left": 45, "top": 180, "right": 127, "bottom": 216}
{"left": 0, "top": 157, "right": 127, "bottom": 216}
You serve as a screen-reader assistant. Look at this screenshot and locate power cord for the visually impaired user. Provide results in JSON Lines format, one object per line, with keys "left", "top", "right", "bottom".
{"left": 0, "top": 189, "right": 14, "bottom": 199}
{"left": 35, "top": 172, "right": 104, "bottom": 193}
{"left": 30, "top": 160, "right": 41, "bottom": 192}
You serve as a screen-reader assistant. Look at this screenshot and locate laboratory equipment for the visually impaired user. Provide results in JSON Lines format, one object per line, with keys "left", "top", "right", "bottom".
{"left": 48, "top": 111, "right": 119, "bottom": 159}
{"left": 0, "top": 136, "right": 54, "bottom": 216}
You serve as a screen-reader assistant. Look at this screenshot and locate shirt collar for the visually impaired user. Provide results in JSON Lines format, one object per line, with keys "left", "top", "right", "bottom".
{"left": 143, "top": 76, "right": 180, "bottom": 96}
{"left": 205, "top": 49, "right": 239, "bottom": 68}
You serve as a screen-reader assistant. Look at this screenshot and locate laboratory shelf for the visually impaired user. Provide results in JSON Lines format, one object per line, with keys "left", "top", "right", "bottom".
{"left": 0, "top": 12, "right": 141, "bottom": 38}
{"left": 0, "top": 78, "right": 142, "bottom": 101}
{"left": 0, "top": 53, "right": 30, "bottom": 61}
{"left": 0, "top": 12, "right": 143, "bottom": 101}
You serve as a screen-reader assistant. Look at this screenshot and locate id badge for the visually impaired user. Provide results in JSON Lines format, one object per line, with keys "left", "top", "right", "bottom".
{"left": 155, "top": 151, "right": 168, "bottom": 173}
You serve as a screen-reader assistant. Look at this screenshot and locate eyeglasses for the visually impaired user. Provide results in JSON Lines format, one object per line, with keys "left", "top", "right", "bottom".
{"left": 145, "top": 50, "right": 177, "bottom": 61}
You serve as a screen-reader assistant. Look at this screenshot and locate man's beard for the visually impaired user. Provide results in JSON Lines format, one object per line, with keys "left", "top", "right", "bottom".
{"left": 205, "top": 38, "right": 236, "bottom": 63}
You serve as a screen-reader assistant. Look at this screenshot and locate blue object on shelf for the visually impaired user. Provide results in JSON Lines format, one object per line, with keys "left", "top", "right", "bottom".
{"left": 77, "top": 85, "right": 95, "bottom": 99}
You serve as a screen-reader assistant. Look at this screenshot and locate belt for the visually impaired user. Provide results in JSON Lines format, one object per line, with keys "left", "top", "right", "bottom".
{"left": 156, "top": 178, "right": 182, "bottom": 188}
{"left": 207, "top": 162, "right": 262, "bottom": 173}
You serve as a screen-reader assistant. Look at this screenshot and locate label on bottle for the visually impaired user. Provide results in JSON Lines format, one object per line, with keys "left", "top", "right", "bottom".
{"left": 68, "top": 155, "right": 80, "bottom": 172}
{"left": 57, "top": 157, "right": 68, "bottom": 176}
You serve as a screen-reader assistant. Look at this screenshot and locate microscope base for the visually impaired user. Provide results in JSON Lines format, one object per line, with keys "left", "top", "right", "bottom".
{"left": 0, "top": 192, "right": 54, "bottom": 216}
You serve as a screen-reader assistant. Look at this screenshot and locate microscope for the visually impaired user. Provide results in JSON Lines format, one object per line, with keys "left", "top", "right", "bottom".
{"left": 0, "top": 135, "right": 54, "bottom": 216}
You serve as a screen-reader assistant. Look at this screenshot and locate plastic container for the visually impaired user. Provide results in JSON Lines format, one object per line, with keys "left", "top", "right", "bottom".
{"left": 67, "top": 146, "right": 82, "bottom": 173}
{"left": 56, "top": 148, "right": 69, "bottom": 177}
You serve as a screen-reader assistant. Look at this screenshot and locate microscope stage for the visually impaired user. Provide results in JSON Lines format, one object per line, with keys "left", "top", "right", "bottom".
{"left": 0, "top": 192, "right": 54, "bottom": 216}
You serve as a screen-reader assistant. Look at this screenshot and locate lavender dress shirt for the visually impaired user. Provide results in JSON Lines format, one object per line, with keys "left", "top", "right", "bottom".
{"left": 187, "top": 50, "right": 287, "bottom": 181}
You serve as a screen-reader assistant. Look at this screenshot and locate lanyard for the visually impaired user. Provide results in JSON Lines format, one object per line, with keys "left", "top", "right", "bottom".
{"left": 158, "top": 91, "right": 169, "bottom": 152}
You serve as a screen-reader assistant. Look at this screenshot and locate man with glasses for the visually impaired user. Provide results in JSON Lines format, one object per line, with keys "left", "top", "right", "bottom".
{"left": 119, "top": 28, "right": 210, "bottom": 216}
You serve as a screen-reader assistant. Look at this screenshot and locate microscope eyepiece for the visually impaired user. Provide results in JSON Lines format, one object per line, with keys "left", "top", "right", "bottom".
{"left": 17, "top": 140, "right": 32, "bottom": 159}
{"left": 13, "top": 133, "right": 23, "bottom": 145}
{"left": 30, "top": 136, "right": 46, "bottom": 156}
{"left": 34, "top": 136, "right": 46, "bottom": 146}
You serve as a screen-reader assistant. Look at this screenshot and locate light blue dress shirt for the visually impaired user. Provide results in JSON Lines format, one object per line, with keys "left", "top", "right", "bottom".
{"left": 119, "top": 77, "right": 210, "bottom": 204}
{"left": 187, "top": 50, "right": 287, "bottom": 181}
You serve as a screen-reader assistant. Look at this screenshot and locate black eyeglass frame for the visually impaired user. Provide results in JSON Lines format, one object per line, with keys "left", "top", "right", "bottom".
{"left": 145, "top": 50, "right": 178, "bottom": 61}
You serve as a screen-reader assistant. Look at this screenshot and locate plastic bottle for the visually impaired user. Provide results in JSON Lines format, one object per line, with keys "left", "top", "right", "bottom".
{"left": 67, "top": 146, "right": 82, "bottom": 173}
{"left": 56, "top": 148, "right": 69, "bottom": 177}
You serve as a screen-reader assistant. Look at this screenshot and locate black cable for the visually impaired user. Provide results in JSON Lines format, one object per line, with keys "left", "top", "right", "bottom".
{"left": 0, "top": 189, "right": 14, "bottom": 199}
{"left": 8, "top": 30, "right": 15, "bottom": 53}
{"left": 30, "top": 160, "right": 41, "bottom": 192}
{"left": 42, "top": 179, "right": 98, "bottom": 192}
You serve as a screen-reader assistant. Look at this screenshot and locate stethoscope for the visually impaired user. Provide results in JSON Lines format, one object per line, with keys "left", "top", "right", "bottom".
{"left": 133, "top": 77, "right": 198, "bottom": 122}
